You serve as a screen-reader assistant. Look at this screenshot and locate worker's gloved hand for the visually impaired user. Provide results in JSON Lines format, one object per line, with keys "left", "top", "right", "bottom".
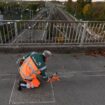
{"left": 43, "top": 77, "right": 48, "bottom": 81}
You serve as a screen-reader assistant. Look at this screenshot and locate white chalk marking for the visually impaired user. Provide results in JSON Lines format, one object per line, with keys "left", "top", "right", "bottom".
{"left": 58, "top": 69, "right": 105, "bottom": 74}
{"left": 10, "top": 81, "right": 55, "bottom": 104}
{"left": 50, "top": 82, "right": 56, "bottom": 102}
{"left": 0, "top": 70, "right": 105, "bottom": 79}
{"left": 1, "top": 79, "right": 12, "bottom": 81}
{"left": 0, "top": 69, "right": 105, "bottom": 77}
{"left": 0, "top": 74, "right": 16, "bottom": 76}
{"left": 9, "top": 79, "right": 16, "bottom": 104}
{"left": 13, "top": 100, "right": 55, "bottom": 104}
{"left": 84, "top": 75, "right": 105, "bottom": 77}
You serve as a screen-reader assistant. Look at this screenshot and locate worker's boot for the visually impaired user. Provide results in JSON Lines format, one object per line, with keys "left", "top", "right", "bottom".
{"left": 18, "top": 81, "right": 26, "bottom": 91}
{"left": 18, "top": 81, "right": 22, "bottom": 91}
{"left": 18, "top": 85, "right": 22, "bottom": 91}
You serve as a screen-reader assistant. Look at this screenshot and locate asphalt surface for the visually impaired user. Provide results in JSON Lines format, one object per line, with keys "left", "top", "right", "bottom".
{"left": 0, "top": 53, "right": 105, "bottom": 105}
{"left": 13, "top": 30, "right": 44, "bottom": 43}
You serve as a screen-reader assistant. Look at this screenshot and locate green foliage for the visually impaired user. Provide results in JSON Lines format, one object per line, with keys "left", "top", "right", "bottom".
{"left": 66, "top": 0, "right": 76, "bottom": 15}
{"left": 65, "top": 0, "right": 105, "bottom": 21}
{"left": 76, "top": 0, "right": 85, "bottom": 18}
{"left": 65, "top": 0, "right": 72, "bottom": 12}
{"left": 27, "top": 3, "right": 38, "bottom": 11}
{"left": 77, "top": 0, "right": 85, "bottom": 7}
{"left": 83, "top": 4, "right": 92, "bottom": 20}
{"left": 85, "top": 0, "right": 92, "bottom": 4}
{"left": 91, "top": 2, "right": 105, "bottom": 21}
{"left": 0, "top": 1, "right": 41, "bottom": 20}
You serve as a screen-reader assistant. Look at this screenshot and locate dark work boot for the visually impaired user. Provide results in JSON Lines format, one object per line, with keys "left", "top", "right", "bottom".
{"left": 18, "top": 80, "right": 27, "bottom": 91}
{"left": 18, "top": 85, "right": 22, "bottom": 91}
{"left": 18, "top": 81, "right": 22, "bottom": 91}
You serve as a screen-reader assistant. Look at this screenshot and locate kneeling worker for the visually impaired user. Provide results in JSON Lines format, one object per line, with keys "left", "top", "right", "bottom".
{"left": 17, "top": 50, "right": 52, "bottom": 90}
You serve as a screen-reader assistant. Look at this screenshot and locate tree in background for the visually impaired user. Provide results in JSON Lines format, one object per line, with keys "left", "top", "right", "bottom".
{"left": 66, "top": 0, "right": 105, "bottom": 20}
{"left": 0, "top": 1, "right": 41, "bottom": 20}
{"left": 85, "top": 0, "right": 92, "bottom": 4}
{"left": 76, "top": 0, "right": 85, "bottom": 19}
{"left": 83, "top": 1, "right": 92, "bottom": 20}
{"left": 66, "top": 0, "right": 76, "bottom": 15}
{"left": 91, "top": 2, "right": 105, "bottom": 21}
{"left": 66, "top": 0, "right": 72, "bottom": 12}
{"left": 0, "top": 2, "right": 5, "bottom": 13}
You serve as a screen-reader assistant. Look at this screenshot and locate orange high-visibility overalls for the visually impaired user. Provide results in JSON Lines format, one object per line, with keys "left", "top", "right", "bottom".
{"left": 19, "top": 57, "right": 41, "bottom": 88}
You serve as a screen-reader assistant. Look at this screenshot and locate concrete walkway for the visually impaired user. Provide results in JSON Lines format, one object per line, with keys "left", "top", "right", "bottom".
{"left": 0, "top": 53, "right": 105, "bottom": 105}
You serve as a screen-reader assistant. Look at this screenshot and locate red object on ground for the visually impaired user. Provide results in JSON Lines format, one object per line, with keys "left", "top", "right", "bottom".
{"left": 48, "top": 73, "right": 60, "bottom": 83}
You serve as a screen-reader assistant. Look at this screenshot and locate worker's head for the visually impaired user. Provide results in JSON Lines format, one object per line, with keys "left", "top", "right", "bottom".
{"left": 43, "top": 50, "right": 52, "bottom": 59}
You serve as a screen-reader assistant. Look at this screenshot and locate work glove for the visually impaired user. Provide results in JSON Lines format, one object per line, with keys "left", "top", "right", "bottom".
{"left": 43, "top": 77, "right": 48, "bottom": 81}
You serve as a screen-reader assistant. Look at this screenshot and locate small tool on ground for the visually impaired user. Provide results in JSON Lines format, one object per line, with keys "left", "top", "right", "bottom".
{"left": 47, "top": 72, "right": 60, "bottom": 83}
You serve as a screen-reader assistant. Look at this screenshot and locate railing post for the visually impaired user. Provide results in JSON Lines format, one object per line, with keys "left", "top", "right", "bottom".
{"left": 14, "top": 22, "right": 18, "bottom": 37}
{"left": 41, "top": 22, "right": 48, "bottom": 40}
{"left": 79, "top": 22, "right": 88, "bottom": 46}
{"left": 0, "top": 31, "right": 3, "bottom": 44}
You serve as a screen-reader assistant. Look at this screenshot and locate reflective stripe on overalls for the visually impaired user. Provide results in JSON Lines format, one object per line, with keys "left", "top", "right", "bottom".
{"left": 19, "top": 56, "right": 41, "bottom": 81}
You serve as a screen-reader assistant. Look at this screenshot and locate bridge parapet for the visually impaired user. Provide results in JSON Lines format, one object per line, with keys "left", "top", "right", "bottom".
{"left": 0, "top": 20, "right": 105, "bottom": 48}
